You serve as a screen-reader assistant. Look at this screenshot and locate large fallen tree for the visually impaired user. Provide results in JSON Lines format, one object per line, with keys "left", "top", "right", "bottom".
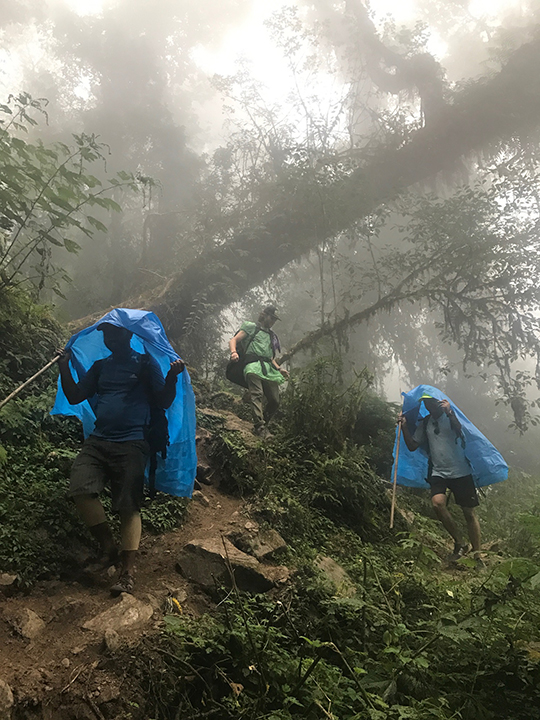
{"left": 71, "top": 29, "right": 540, "bottom": 341}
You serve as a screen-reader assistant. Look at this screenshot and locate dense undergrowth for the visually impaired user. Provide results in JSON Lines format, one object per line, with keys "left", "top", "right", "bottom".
{"left": 3, "top": 291, "right": 540, "bottom": 719}
{"left": 116, "top": 361, "right": 540, "bottom": 720}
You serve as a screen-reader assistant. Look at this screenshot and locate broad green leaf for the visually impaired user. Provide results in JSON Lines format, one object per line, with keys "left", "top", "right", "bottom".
{"left": 87, "top": 216, "right": 108, "bottom": 233}
{"left": 63, "top": 238, "right": 81, "bottom": 253}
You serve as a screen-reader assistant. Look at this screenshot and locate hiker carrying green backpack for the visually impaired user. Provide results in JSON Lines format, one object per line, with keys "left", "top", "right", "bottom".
{"left": 227, "top": 306, "right": 289, "bottom": 440}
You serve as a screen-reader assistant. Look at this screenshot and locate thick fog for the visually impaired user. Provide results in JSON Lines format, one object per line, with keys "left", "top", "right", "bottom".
{"left": 3, "top": 0, "right": 540, "bottom": 467}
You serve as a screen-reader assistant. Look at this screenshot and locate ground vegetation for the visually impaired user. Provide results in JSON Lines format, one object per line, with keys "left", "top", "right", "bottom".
{"left": 107, "top": 378, "right": 540, "bottom": 720}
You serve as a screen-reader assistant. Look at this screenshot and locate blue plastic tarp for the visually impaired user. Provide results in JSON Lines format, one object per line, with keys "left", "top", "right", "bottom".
{"left": 51, "top": 307, "right": 197, "bottom": 498}
{"left": 391, "top": 384, "right": 508, "bottom": 489}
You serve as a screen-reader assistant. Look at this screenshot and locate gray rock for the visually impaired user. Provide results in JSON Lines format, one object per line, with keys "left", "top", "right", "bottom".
{"left": 103, "top": 628, "right": 121, "bottom": 653}
{"left": 231, "top": 528, "right": 287, "bottom": 561}
{"left": 11, "top": 608, "right": 46, "bottom": 639}
{"left": 176, "top": 537, "right": 289, "bottom": 593}
{"left": 0, "top": 679, "right": 13, "bottom": 720}
{"left": 142, "top": 593, "right": 160, "bottom": 611}
{"left": 195, "top": 428, "right": 212, "bottom": 445}
{"left": 26, "top": 669, "right": 43, "bottom": 686}
{"left": 196, "top": 463, "right": 214, "bottom": 485}
{"left": 315, "top": 556, "right": 356, "bottom": 597}
{"left": 53, "top": 598, "right": 87, "bottom": 622}
{"left": 99, "top": 683, "right": 120, "bottom": 703}
{"left": 0, "top": 574, "right": 17, "bottom": 598}
{"left": 192, "top": 490, "right": 210, "bottom": 506}
{"left": 0, "top": 574, "right": 17, "bottom": 588}
{"left": 83, "top": 594, "right": 153, "bottom": 633}
{"left": 161, "top": 580, "right": 188, "bottom": 602}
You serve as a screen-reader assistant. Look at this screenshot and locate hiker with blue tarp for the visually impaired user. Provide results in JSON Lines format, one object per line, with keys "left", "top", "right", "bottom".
{"left": 52, "top": 308, "right": 197, "bottom": 596}
{"left": 395, "top": 385, "right": 508, "bottom": 570}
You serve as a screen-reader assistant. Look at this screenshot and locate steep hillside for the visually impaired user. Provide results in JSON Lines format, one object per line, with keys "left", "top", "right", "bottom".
{"left": 2, "top": 297, "right": 540, "bottom": 720}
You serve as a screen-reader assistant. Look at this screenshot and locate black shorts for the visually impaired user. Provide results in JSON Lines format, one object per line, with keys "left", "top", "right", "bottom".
{"left": 428, "top": 474, "right": 479, "bottom": 508}
{"left": 70, "top": 436, "right": 149, "bottom": 514}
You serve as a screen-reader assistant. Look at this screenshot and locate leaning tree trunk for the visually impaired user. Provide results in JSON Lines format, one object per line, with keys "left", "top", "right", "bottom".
{"left": 72, "top": 33, "right": 540, "bottom": 339}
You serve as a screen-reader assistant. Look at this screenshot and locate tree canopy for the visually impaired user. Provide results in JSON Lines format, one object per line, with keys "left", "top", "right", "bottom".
{"left": 5, "top": 1, "right": 540, "bottom": 427}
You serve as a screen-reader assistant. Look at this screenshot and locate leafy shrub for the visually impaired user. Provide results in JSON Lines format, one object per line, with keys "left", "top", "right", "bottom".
{"left": 0, "top": 289, "right": 64, "bottom": 397}
{"left": 478, "top": 470, "right": 540, "bottom": 558}
{"left": 280, "top": 357, "right": 372, "bottom": 453}
{"left": 353, "top": 391, "right": 400, "bottom": 477}
{"left": 117, "top": 539, "right": 540, "bottom": 720}
{"left": 141, "top": 494, "right": 189, "bottom": 534}
{"left": 0, "top": 442, "right": 83, "bottom": 583}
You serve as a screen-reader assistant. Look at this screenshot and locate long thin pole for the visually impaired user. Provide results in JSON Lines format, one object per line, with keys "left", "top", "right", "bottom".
{"left": 390, "top": 422, "right": 402, "bottom": 529}
{"left": 0, "top": 354, "right": 60, "bottom": 411}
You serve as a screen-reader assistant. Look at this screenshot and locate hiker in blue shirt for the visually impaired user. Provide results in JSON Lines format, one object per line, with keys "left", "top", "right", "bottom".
{"left": 228, "top": 306, "right": 289, "bottom": 439}
{"left": 399, "top": 394, "right": 484, "bottom": 570}
{"left": 58, "top": 322, "right": 184, "bottom": 595}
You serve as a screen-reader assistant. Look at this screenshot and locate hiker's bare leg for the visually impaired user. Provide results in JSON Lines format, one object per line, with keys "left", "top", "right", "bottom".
{"left": 462, "top": 506, "right": 481, "bottom": 557}
{"left": 119, "top": 512, "right": 141, "bottom": 575}
{"left": 120, "top": 550, "right": 137, "bottom": 575}
{"left": 110, "top": 512, "right": 140, "bottom": 594}
{"left": 432, "top": 493, "right": 462, "bottom": 545}
{"left": 74, "top": 494, "right": 116, "bottom": 556}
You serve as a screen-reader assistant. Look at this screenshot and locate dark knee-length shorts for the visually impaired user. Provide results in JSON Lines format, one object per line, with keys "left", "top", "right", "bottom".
{"left": 428, "top": 474, "right": 479, "bottom": 508}
{"left": 70, "top": 437, "right": 149, "bottom": 514}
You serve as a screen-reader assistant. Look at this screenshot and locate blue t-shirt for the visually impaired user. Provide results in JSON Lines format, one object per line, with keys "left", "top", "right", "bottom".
{"left": 78, "top": 351, "right": 165, "bottom": 442}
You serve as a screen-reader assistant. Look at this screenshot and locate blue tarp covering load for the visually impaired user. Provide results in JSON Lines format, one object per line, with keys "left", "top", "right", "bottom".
{"left": 391, "top": 384, "right": 508, "bottom": 489}
{"left": 51, "top": 307, "right": 197, "bottom": 498}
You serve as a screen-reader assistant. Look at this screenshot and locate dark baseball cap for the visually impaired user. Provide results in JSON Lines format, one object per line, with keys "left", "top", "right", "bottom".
{"left": 263, "top": 305, "right": 280, "bottom": 320}
{"left": 96, "top": 322, "right": 132, "bottom": 337}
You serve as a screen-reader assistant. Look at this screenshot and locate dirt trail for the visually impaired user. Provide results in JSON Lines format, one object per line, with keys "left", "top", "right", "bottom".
{"left": 0, "top": 481, "right": 245, "bottom": 695}
{"left": 0, "top": 412, "right": 264, "bottom": 714}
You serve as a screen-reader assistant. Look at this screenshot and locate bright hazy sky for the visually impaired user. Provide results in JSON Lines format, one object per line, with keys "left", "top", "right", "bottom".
{"left": 0, "top": 0, "right": 524, "bottom": 133}
{"left": 1, "top": 0, "right": 523, "bottom": 105}
{"left": 179, "top": 0, "right": 519, "bottom": 79}
{"left": 62, "top": 0, "right": 522, "bottom": 80}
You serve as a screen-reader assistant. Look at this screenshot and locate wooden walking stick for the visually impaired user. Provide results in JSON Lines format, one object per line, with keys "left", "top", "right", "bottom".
{"left": 390, "top": 418, "right": 402, "bottom": 529}
{"left": 0, "top": 354, "right": 61, "bottom": 411}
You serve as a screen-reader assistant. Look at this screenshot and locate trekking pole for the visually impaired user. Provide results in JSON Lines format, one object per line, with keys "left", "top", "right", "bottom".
{"left": 389, "top": 419, "right": 402, "bottom": 529}
{"left": 0, "top": 354, "right": 61, "bottom": 411}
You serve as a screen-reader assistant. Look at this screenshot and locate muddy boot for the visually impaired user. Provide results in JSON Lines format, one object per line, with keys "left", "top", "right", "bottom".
{"left": 110, "top": 572, "right": 135, "bottom": 596}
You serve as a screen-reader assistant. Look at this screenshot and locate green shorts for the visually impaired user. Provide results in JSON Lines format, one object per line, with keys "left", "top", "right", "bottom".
{"left": 70, "top": 436, "right": 149, "bottom": 514}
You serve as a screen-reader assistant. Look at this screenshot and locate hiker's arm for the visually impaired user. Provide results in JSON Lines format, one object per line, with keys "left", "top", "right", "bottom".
{"left": 440, "top": 399, "right": 462, "bottom": 434}
{"left": 57, "top": 350, "right": 95, "bottom": 405}
{"left": 271, "top": 358, "right": 289, "bottom": 379}
{"left": 154, "top": 359, "right": 185, "bottom": 409}
{"left": 398, "top": 414, "right": 420, "bottom": 452}
{"left": 229, "top": 330, "right": 247, "bottom": 362}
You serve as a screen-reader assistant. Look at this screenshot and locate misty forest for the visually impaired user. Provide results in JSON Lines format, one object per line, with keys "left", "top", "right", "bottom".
{"left": 5, "top": 0, "right": 540, "bottom": 718}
